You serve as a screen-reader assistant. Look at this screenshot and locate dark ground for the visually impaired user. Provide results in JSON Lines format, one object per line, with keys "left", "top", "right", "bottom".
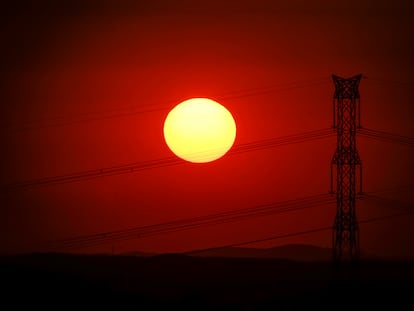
{"left": 1, "top": 253, "right": 413, "bottom": 310}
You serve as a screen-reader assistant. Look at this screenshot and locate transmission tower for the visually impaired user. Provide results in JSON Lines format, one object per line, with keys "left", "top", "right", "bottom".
{"left": 330, "top": 74, "right": 363, "bottom": 262}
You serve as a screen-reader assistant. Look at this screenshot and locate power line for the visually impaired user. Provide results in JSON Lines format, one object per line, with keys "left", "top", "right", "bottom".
{"left": 2, "top": 128, "right": 335, "bottom": 190}
{"left": 185, "top": 209, "right": 414, "bottom": 255}
{"left": 4, "top": 125, "right": 411, "bottom": 191}
{"left": 43, "top": 191, "right": 414, "bottom": 252}
{"left": 47, "top": 194, "right": 335, "bottom": 251}
{"left": 358, "top": 128, "right": 414, "bottom": 147}
{"left": 58, "top": 194, "right": 332, "bottom": 243}
{"left": 5, "top": 77, "right": 331, "bottom": 133}
{"left": 7, "top": 75, "right": 413, "bottom": 133}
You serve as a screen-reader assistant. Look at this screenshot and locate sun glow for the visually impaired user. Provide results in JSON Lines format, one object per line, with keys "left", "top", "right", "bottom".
{"left": 163, "top": 98, "right": 237, "bottom": 163}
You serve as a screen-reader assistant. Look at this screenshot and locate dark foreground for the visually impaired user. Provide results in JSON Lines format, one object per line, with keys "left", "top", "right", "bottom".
{"left": 1, "top": 253, "right": 413, "bottom": 310}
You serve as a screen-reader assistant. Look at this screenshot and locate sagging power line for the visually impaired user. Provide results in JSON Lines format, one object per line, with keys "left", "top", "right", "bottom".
{"left": 47, "top": 194, "right": 335, "bottom": 251}
{"left": 2, "top": 128, "right": 335, "bottom": 190}
{"left": 358, "top": 128, "right": 414, "bottom": 146}
{"left": 5, "top": 77, "right": 331, "bottom": 133}
{"left": 185, "top": 208, "right": 414, "bottom": 256}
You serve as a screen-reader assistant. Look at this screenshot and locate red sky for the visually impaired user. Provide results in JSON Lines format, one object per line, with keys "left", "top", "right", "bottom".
{"left": 1, "top": 0, "right": 414, "bottom": 257}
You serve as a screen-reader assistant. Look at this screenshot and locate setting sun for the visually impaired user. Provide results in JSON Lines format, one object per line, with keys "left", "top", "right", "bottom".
{"left": 163, "top": 98, "right": 237, "bottom": 163}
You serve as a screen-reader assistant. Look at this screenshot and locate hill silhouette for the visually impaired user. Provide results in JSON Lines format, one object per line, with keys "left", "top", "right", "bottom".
{"left": 119, "top": 250, "right": 156, "bottom": 257}
{"left": 188, "top": 244, "right": 332, "bottom": 261}
{"left": 123, "top": 244, "right": 385, "bottom": 261}
{"left": 118, "top": 244, "right": 333, "bottom": 261}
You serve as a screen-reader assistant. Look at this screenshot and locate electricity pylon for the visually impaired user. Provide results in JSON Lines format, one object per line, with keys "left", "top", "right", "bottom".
{"left": 330, "top": 74, "right": 363, "bottom": 261}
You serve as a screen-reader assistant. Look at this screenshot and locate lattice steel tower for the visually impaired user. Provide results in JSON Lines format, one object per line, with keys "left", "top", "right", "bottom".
{"left": 330, "top": 74, "right": 362, "bottom": 261}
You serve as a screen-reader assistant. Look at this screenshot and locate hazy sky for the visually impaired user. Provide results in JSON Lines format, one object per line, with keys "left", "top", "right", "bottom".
{"left": 1, "top": 0, "right": 414, "bottom": 257}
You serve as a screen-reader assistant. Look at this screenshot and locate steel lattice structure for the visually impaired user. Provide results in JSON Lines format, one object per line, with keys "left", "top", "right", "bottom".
{"left": 330, "top": 74, "right": 362, "bottom": 261}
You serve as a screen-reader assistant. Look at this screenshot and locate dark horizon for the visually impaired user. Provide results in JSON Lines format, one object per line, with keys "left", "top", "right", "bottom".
{"left": 2, "top": 251, "right": 414, "bottom": 309}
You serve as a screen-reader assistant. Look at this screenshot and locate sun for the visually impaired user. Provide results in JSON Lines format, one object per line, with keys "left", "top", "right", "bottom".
{"left": 163, "top": 98, "right": 237, "bottom": 163}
